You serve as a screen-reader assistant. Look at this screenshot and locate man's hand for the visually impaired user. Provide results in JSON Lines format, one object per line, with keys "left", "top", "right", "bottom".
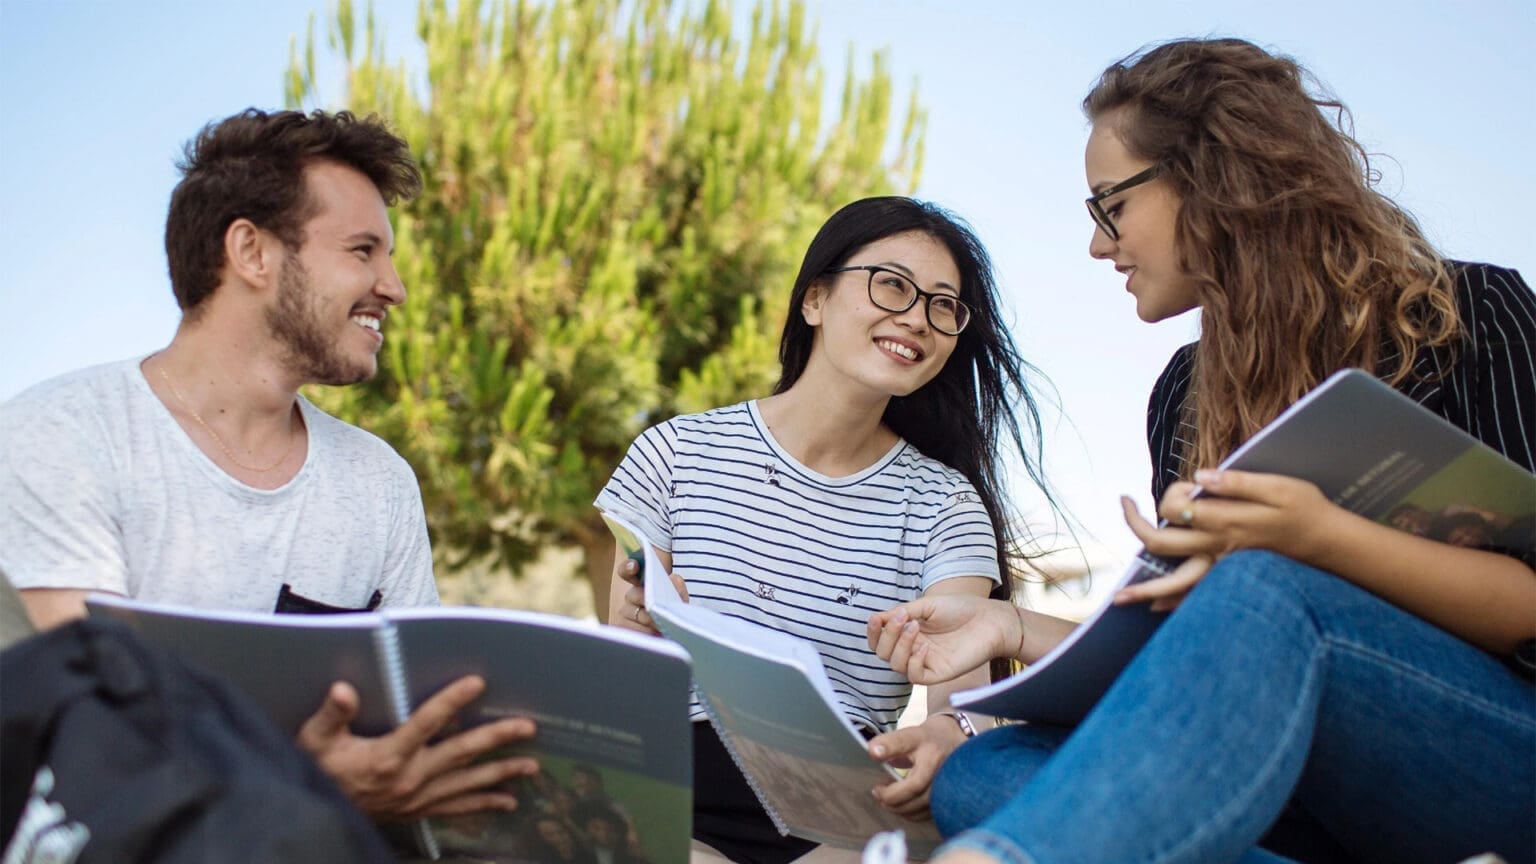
{"left": 297, "top": 675, "right": 539, "bottom": 820}
{"left": 866, "top": 713, "right": 971, "bottom": 820}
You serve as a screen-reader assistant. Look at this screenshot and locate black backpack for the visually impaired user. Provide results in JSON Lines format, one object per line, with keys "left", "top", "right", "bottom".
{"left": 1, "top": 617, "right": 394, "bottom": 863}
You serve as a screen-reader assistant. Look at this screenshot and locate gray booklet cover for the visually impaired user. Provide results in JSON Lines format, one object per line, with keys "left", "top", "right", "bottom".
{"left": 603, "top": 512, "right": 944, "bottom": 858}
{"left": 89, "top": 596, "right": 695, "bottom": 863}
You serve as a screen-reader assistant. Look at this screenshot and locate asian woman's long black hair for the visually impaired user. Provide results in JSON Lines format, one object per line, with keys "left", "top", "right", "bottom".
{"left": 776, "top": 197, "right": 1064, "bottom": 679}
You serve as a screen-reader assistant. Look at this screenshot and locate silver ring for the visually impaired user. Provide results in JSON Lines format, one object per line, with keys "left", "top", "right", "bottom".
{"left": 1178, "top": 502, "right": 1196, "bottom": 528}
{"left": 630, "top": 605, "right": 641, "bottom": 622}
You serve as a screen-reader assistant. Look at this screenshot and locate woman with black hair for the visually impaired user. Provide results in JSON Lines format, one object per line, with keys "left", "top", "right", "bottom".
{"left": 596, "top": 196, "right": 1061, "bottom": 863}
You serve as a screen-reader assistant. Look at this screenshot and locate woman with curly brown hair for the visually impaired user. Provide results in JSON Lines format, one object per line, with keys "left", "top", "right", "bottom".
{"left": 868, "top": 38, "right": 1535, "bottom": 864}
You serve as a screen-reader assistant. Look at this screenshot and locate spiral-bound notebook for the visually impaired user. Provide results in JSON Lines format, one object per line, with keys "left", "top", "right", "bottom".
{"left": 601, "top": 513, "right": 943, "bottom": 859}
{"left": 88, "top": 596, "right": 695, "bottom": 863}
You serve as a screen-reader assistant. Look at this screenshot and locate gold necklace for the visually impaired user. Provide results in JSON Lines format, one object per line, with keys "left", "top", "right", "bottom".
{"left": 157, "top": 366, "right": 296, "bottom": 473}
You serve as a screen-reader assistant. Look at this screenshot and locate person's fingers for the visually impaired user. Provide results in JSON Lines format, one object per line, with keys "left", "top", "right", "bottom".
{"left": 359, "top": 719, "right": 538, "bottom": 818}
{"left": 623, "top": 584, "right": 645, "bottom": 611}
{"left": 1157, "top": 489, "right": 1199, "bottom": 527}
{"left": 403, "top": 752, "right": 541, "bottom": 815}
{"left": 868, "top": 604, "right": 952, "bottom": 684}
{"left": 1161, "top": 494, "right": 1268, "bottom": 536}
{"left": 907, "top": 640, "right": 943, "bottom": 686}
{"left": 888, "top": 786, "right": 933, "bottom": 818}
{"left": 868, "top": 725, "right": 922, "bottom": 763}
{"left": 1123, "top": 498, "right": 1224, "bottom": 559}
{"left": 868, "top": 607, "right": 906, "bottom": 661}
{"left": 1128, "top": 494, "right": 1208, "bottom": 547}
{"left": 617, "top": 557, "right": 642, "bottom": 586}
{"left": 412, "top": 789, "right": 524, "bottom": 819}
{"left": 870, "top": 731, "right": 937, "bottom": 813}
{"left": 613, "top": 599, "right": 663, "bottom": 637}
{"left": 886, "top": 621, "right": 920, "bottom": 675}
{"left": 879, "top": 614, "right": 914, "bottom": 664}
{"left": 296, "top": 681, "right": 361, "bottom": 751}
{"left": 635, "top": 606, "right": 661, "bottom": 635}
{"left": 873, "top": 772, "right": 920, "bottom": 808}
{"left": 1121, "top": 495, "right": 1160, "bottom": 540}
{"left": 866, "top": 609, "right": 897, "bottom": 652}
{"left": 1116, "top": 556, "right": 1210, "bottom": 605}
{"left": 874, "top": 767, "right": 935, "bottom": 818}
{"left": 417, "top": 716, "right": 537, "bottom": 775}
{"left": 889, "top": 747, "right": 937, "bottom": 797}
{"left": 1155, "top": 482, "right": 1199, "bottom": 524}
{"left": 387, "top": 675, "right": 487, "bottom": 754}
{"left": 1138, "top": 530, "right": 1215, "bottom": 559}
{"left": 1194, "top": 468, "right": 1297, "bottom": 505}
{"left": 618, "top": 583, "right": 661, "bottom": 633}
{"left": 1149, "top": 592, "right": 1190, "bottom": 613}
{"left": 1117, "top": 570, "right": 1196, "bottom": 605}
{"left": 670, "top": 572, "right": 690, "bottom": 603}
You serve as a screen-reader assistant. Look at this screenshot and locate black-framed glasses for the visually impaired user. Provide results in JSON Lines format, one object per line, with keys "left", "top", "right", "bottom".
{"left": 1086, "top": 165, "right": 1161, "bottom": 241}
{"left": 828, "top": 265, "right": 972, "bottom": 335}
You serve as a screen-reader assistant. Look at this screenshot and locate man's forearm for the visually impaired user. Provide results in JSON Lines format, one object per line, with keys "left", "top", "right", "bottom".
{"left": 17, "top": 587, "right": 97, "bottom": 630}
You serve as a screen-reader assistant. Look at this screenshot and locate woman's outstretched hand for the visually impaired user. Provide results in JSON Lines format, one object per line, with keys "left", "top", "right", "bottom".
{"left": 1118, "top": 468, "right": 1336, "bottom": 610}
{"left": 867, "top": 596, "right": 1018, "bottom": 686}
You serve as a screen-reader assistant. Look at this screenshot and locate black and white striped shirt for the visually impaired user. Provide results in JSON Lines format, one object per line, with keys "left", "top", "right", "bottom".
{"left": 1148, "top": 262, "right": 1536, "bottom": 502}
{"left": 596, "top": 401, "right": 1000, "bottom": 731}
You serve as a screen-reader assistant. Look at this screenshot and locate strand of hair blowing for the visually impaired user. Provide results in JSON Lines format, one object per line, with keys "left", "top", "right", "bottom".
{"left": 882, "top": 307, "right": 1050, "bottom": 684}
{"left": 1086, "top": 39, "right": 1459, "bottom": 473}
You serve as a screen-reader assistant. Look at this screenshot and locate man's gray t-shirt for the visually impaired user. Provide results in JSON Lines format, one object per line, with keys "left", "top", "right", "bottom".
{"left": 0, "top": 358, "right": 437, "bottom": 611}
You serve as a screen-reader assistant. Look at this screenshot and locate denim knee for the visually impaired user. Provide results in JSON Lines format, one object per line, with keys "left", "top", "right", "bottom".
{"left": 1199, "top": 549, "right": 1324, "bottom": 597}
{"left": 932, "top": 724, "right": 1067, "bottom": 837}
{"left": 1195, "top": 549, "right": 1364, "bottom": 618}
{"left": 1192, "top": 549, "right": 1391, "bottom": 641}
{"left": 932, "top": 730, "right": 1001, "bottom": 836}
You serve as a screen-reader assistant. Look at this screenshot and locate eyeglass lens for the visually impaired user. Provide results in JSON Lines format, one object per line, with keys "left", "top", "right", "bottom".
{"left": 1086, "top": 165, "right": 1159, "bottom": 242}
{"left": 1088, "top": 200, "right": 1119, "bottom": 241}
{"left": 865, "top": 269, "right": 969, "bottom": 335}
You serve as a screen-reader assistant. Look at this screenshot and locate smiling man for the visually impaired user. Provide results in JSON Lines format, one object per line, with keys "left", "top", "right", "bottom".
{"left": 0, "top": 109, "right": 537, "bottom": 821}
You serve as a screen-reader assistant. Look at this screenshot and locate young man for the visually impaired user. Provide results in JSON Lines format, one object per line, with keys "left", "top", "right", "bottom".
{"left": 0, "top": 109, "right": 536, "bottom": 820}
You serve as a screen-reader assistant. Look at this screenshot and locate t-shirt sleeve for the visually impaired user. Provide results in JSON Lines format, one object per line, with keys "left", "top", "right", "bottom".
{"left": 375, "top": 458, "right": 439, "bottom": 608}
{"left": 0, "top": 385, "right": 132, "bottom": 595}
{"left": 920, "top": 477, "right": 1001, "bottom": 589}
{"left": 593, "top": 422, "right": 678, "bottom": 552}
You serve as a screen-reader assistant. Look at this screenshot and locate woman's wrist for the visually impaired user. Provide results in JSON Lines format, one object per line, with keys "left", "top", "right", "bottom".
{"left": 927, "top": 708, "right": 979, "bottom": 739}
{"left": 1012, "top": 607, "right": 1076, "bottom": 664}
{"left": 1293, "top": 498, "right": 1366, "bottom": 572}
{"left": 995, "top": 602, "right": 1026, "bottom": 662}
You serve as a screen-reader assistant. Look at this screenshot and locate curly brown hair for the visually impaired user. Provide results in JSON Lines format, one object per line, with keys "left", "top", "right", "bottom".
{"left": 1084, "top": 38, "right": 1460, "bottom": 474}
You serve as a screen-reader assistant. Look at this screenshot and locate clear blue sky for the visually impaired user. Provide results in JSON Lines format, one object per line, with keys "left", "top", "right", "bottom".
{"left": 3, "top": 0, "right": 1532, "bottom": 571}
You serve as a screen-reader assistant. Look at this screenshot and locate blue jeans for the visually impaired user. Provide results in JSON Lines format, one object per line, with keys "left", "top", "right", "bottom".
{"left": 932, "top": 551, "right": 1536, "bottom": 864}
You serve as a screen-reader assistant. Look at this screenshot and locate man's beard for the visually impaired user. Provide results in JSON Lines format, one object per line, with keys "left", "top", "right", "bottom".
{"left": 265, "top": 253, "right": 374, "bottom": 386}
